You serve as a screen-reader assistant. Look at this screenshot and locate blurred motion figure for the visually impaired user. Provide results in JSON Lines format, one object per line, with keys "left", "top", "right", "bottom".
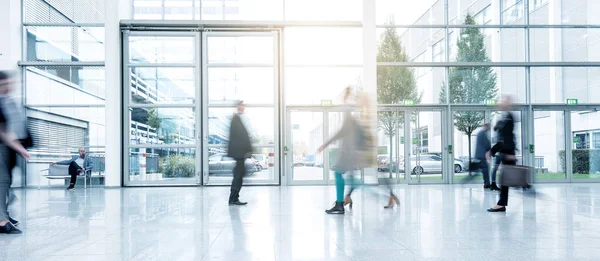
{"left": 227, "top": 101, "right": 252, "bottom": 206}
{"left": 0, "top": 71, "right": 31, "bottom": 234}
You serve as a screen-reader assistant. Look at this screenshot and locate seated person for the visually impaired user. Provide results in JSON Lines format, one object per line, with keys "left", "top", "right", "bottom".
{"left": 52, "top": 148, "right": 92, "bottom": 190}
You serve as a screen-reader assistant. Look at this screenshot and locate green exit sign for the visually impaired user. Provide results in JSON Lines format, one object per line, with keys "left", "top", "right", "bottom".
{"left": 321, "top": 100, "right": 332, "bottom": 106}
{"left": 403, "top": 100, "right": 415, "bottom": 106}
{"left": 485, "top": 99, "right": 496, "bottom": 105}
{"left": 566, "top": 98, "right": 578, "bottom": 105}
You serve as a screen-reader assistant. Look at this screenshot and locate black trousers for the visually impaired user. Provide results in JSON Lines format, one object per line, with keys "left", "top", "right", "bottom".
{"left": 68, "top": 161, "right": 82, "bottom": 185}
{"left": 497, "top": 154, "right": 516, "bottom": 206}
{"left": 229, "top": 158, "right": 246, "bottom": 202}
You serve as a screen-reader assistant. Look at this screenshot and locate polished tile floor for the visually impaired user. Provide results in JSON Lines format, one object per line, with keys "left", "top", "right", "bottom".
{"left": 1, "top": 184, "right": 600, "bottom": 261}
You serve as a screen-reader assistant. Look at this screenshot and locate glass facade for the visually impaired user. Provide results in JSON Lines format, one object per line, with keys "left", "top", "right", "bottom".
{"left": 16, "top": 0, "right": 600, "bottom": 187}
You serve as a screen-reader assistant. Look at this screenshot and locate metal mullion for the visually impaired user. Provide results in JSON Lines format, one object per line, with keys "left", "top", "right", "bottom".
{"left": 127, "top": 103, "right": 195, "bottom": 108}
{"left": 565, "top": 111, "right": 573, "bottom": 182}
{"left": 273, "top": 31, "right": 281, "bottom": 186}
{"left": 203, "top": 31, "right": 278, "bottom": 37}
{"left": 126, "top": 31, "right": 199, "bottom": 37}
{"left": 25, "top": 104, "right": 106, "bottom": 108}
{"left": 22, "top": 23, "right": 105, "bottom": 27}
{"left": 207, "top": 144, "right": 276, "bottom": 149}
{"left": 127, "top": 63, "right": 196, "bottom": 68}
{"left": 194, "top": 30, "right": 202, "bottom": 186}
{"left": 201, "top": 31, "right": 210, "bottom": 185}
{"left": 323, "top": 111, "right": 330, "bottom": 183}
{"left": 206, "top": 63, "right": 275, "bottom": 68}
{"left": 123, "top": 30, "right": 131, "bottom": 186}
{"left": 120, "top": 20, "right": 361, "bottom": 28}
{"left": 285, "top": 64, "right": 363, "bottom": 68}
{"left": 128, "top": 143, "right": 199, "bottom": 150}
{"left": 207, "top": 104, "right": 275, "bottom": 108}
{"left": 377, "top": 62, "right": 600, "bottom": 67}
{"left": 18, "top": 61, "right": 105, "bottom": 66}
{"left": 376, "top": 24, "right": 600, "bottom": 29}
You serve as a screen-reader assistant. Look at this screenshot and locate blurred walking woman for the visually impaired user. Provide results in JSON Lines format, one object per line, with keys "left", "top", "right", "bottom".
{"left": 318, "top": 88, "right": 361, "bottom": 214}
{"left": 487, "top": 95, "right": 516, "bottom": 212}
{"left": 0, "top": 71, "right": 31, "bottom": 234}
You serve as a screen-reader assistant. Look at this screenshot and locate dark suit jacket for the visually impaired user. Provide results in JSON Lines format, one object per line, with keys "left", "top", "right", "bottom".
{"left": 227, "top": 114, "right": 252, "bottom": 159}
{"left": 492, "top": 111, "right": 516, "bottom": 156}
{"left": 474, "top": 129, "right": 491, "bottom": 160}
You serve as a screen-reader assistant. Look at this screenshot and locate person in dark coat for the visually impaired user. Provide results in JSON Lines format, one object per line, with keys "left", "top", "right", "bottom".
{"left": 474, "top": 123, "right": 496, "bottom": 189}
{"left": 227, "top": 101, "right": 252, "bottom": 205}
{"left": 487, "top": 96, "right": 517, "bottom": 212}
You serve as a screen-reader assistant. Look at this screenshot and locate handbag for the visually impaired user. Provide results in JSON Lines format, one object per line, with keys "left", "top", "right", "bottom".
{"left": 500, "top": 165, "right": 531, "bottom": 187}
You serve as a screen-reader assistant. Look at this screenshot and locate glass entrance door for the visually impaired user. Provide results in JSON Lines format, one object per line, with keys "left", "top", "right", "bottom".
{"left": 285, "top": 108, "right": 365, "bottom": 185}
{"left": 407, "top": 110, "right": 446, "bottom": 184}
{"left": 202, "top": 31, "right": 280, "bottom": 186}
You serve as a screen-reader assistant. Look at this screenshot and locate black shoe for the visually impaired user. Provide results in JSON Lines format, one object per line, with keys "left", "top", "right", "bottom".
{"left": 8, "top": 217, "right": 18, "bottom": 226}
{"left": 325, "top": 201, "right": 345, "bottom": 214}
{"left": 67, "top": 185, "right": 75, "bottom": 190}
{"left": 0, "top": 222, "right": 22, "bottom": 234}
{"left": 487, "top": 206, "right": 506, "bottom": 212}
{"left": 484, "top": 184, "right": 491, "bottom": 189}
{"left": 229, "top": 200, "right": 248, "bottom": 206}
{"left": 490, "top": 183, "right": 500, "bottom": 191}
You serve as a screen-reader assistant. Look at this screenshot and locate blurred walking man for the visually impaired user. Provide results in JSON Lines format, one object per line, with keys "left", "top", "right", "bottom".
{"left": 227, "top": 101, "right": 252, "bottom": 206}
{"left": 474, "top": 123, "right": 496, "bottom": 190}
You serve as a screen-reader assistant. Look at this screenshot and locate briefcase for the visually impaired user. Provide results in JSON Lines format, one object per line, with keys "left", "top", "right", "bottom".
{"left": 500, "top": 165, "right": 531, "bottom": 187}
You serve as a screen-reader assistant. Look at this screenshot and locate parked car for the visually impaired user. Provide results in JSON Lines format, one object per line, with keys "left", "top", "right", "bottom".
{"left": 398, "top": 155, "right": 465, "bottom": 174}
{"left": 293, "top": 161, "right": 305, "bottom": 167}
{"left": 252, "top": 154, "right": 268, "bottom": 169}
{"left": 208, "top": 154, "right": 258, "bottom": 176}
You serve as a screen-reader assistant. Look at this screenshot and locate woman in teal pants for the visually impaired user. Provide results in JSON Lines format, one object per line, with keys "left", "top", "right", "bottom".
{"left": 317, "top": 88, "right": 365, "bottom": 214}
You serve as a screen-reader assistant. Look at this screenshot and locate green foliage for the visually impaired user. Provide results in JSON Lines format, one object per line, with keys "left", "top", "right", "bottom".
{"left": 559, "top": 149, "right": 600, "bottom": 174}
{"left": 440, "top": 14, "right": 498, "bottom": 163}
{"left": 161, "top": 154, "right": 195, "bottom": 178}
{"left": 146, "top": 108, "right": 161, "bottom": 130}
{"left": 377, "top": 24, "right": 421, "bottom": 138}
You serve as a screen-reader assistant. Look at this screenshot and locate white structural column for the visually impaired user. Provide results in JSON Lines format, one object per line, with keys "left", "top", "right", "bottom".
{"left": 363, "top": 0, "right": 378, "bottom": 184}
{"left": 0, "top": 0, "right": 21, "bottom": 72}
{"left": 105, "top": 0, "right": 131, "bottom": 187}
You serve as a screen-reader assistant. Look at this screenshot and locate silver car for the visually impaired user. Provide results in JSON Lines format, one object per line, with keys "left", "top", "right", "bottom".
{"left": 399, "top": 154, "right": 465, "bottom": 174}
{"left": 208, "top": 154, "right": 258, "bottom": 176}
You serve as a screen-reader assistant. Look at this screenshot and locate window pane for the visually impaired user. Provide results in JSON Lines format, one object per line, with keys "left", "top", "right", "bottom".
{"left": 129, "top": 67, "right": 195, "bottom": 104}
{"left": 501, "top": 0, "right": 525, "bottom": 25}
{"left": 377, "top": 0, "right": 443, "bottom": 25}
{"left": 448, "top": 67, "right": 525, "bottom": 104}
{"left": 377, "top": 28, "right": 444, "bottom": 63}
{"left": 207, "top": 36, "right": 274, "bottom": 64}
{"left": 571, "top": 111, "right": 600, "bottom": 179}
{"left": 164, "top": 0, "right": 193, "bottom": 20}
{"left": 25, "top": 66, "right": 106, "bottom": 105}
{"left": 25, "top": 26, "right": 105, "bottom": 62}
{"left": 529, "top": 0, "right": 599, "bottom": 25}
{"left": 208, "top": 107, "right": 274, "bottom": 146}
{"left": 448, "top": 27, "right": 525, "bottom": 62}
{"left": 530, "top": 28, "right": 600, "bottom": 62}
{"left": 534, "top": 111, "right": 566, "bottom": 179}
{"left": 286, "top": 0, "right": 361, "bottom": 21}
{"left": 128, "top": 147, "right": 197, "bottom": 184}
{"left": 129, "top": 108, "right": 196, "bottom": 145}
{"left": 129, "top": 36, "right": 196, "bottom": 64}
{"left": 286, "top": 67, "right": 362, "bottom": 105}
{"left": 531, "top": 67, "right": 600, "bottom": 104}
{"left": 377, "top": 67, "right": 446, "bottom": 105}
{"left": 208, "top": 67, "right": 274, "bottom": 104}
{"left": 27, "top": 106, "right": 106, "bottom": 150}
{"left": 133, "top": 0, "right": 163, "bottom": 19}
{"left": 285, "top": 28, "right": 362, "bottom": 65}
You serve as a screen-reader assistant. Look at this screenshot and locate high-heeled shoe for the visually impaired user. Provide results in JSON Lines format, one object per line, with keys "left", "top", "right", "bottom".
{"left": 384, "top": 194, "right": 400, "bottom": 209}
{"left": 344, "top": 195, "right": 353, "bottom": 209}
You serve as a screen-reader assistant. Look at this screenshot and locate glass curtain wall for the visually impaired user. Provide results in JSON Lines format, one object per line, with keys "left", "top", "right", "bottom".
{"left": 21, "top": 0, "right": 107, "bottom": 188}
{"left": 376, "top": 0, "right": 600, "bottom": 183}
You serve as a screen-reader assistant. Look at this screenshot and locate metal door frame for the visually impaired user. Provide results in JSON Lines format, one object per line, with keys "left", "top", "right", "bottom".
{"left": 532, "top": 105, "right": 600, "bottom": 183}
{"left": 284, "top": 106, "right": 365, "bottom": 186}
{"left": 449, "top": 104, "right": 530, "bottom": 184}
{"left": 122, "top": 30, "right": 202, "bottom": 186}
{"left": 378, "top": 105, "right": 449, "bottom": 185}
{"left": 202, "top": 30, "right": 281, "bottom": 186}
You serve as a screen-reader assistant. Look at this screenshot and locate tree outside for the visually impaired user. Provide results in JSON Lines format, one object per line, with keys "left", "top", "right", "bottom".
{"left": 377, "top": 21, "right": 421, "bottom": 178}
{"left": 439, "top": 14, "right": 497, "bottom": 173}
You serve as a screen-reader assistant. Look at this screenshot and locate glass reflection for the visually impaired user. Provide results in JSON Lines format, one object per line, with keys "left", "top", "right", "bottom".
{"left": 208, "top": 107, "right": 274, "bottom": 146}
{"left": 129, "top": 108, "right": 196, "bottom": 145}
